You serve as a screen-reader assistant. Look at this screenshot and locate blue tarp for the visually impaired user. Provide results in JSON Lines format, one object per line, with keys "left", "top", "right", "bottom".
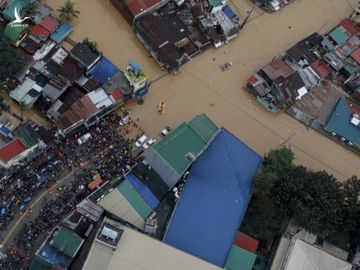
{"left": 127, "top": 173, "right": 159, "bottom": 209}
{"left": 325, "top": 97, "right": 360, "bottom": 146}
{"left": 223, "top": 6, "right": 236, "bottom": 19}
{"left": 88, "top": 57, "right": 118, "bottom": 84}
{"left": 50, "top": 23, "right": 73, "bottom": 43}
{"left": 164, "top": 128, "right": 262, "bottom": 267}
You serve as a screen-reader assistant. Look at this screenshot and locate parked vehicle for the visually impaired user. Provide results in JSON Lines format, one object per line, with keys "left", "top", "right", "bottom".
{"left": 119, "top": 116, "right": 130, "bottom": 126}
{"left": 77, "top": 133, "right": 92, "bottom": 145}
{"left": 135, "top": 135, "right": 147, "bottom": 147}
{"left": 147, "top": 138, "right": 156, "bottom": 145}
{"left": 161, "top": 127, "right": 170, "bottom": 137}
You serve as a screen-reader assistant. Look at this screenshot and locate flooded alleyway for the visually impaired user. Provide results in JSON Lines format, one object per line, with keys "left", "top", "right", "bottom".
{"left": 46, "top": 0, "right": 360, "bottom": 180}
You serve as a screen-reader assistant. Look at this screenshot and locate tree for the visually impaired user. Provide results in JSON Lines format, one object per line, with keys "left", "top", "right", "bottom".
{"left": 242, "top": 147, "right": 295, "bottom": 240}
{"left": 342, "top": 176, "right": 360, "bottom": 231}
{"left": 0, "top": 36, "right": 19, "bottom": 81}
{"left": 22, "top": 2, "right": 40, "bottom": 18}
{"left": 19, "top": 101, "right": 30, "bottom": 121}
{"left": 262, "top": 146, "right": 294, "bottom": 175}
{"left": 83, "top": 37, "right": 99, "bottom": 54}
{"left": 57, "top": 0, "right": 80, "bottom": 23}
{"left": 272, "top": 169, "right": 344, "bottom": 237}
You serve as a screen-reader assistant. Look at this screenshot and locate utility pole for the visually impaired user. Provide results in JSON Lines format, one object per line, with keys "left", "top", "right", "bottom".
{"left": 240, "top": 7, "right": 256, "bottom": 30}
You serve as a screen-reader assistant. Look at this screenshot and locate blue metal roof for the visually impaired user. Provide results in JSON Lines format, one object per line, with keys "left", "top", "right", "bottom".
{"left": 0, "top": 126, "right": 11, "bottom": 136}
{"left": 164, "top": 128, "right": 262, "bottom": 267}
{"left": 88, "top": 57, "right": 119, "bottom": 84}
{"left": 129, "top": 60, "right": 142, "bottom": 71}
{"left": 50, "top": 23, "right": 73, "bottom": 43}
{"left": 127, "top": 173, "right": 160, "bottom": 210}
{"left": 325, "top": 97, "right": 360, "bottom": 146}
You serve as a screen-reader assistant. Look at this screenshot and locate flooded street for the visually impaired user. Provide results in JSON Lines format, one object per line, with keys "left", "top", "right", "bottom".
{"left": 47, "top": 0, "right": 360, "bottom": 180}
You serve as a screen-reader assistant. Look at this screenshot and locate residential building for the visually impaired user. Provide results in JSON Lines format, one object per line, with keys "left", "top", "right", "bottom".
{"left": 272, "top": 238, "right": 352, "bottom": 270}
{"left": 36, "top": 226, "right": 84, "bottom": 269}
{"left": 325, "top": 97, "right": 360, "bottom": 149}
{"left": 96, "top": 174, "right": 159, "bottom": 229}
{"left": 3, "top": 24, "right": 28, "bottom": 46}
{"left": 70, "top": 43, "right": 102, "bottom": 71}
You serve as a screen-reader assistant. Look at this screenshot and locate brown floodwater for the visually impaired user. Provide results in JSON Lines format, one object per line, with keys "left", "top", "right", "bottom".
{"left": 46, "top": 0, "right": 360, "bottom": 180}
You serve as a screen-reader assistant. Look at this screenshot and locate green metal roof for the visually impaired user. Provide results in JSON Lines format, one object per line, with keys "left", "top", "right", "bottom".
{"left": 225, "top": 245, "right": 257, "bottom": 270}
{"left": 208, "top": 0, "right": 223, "bottom": 7}
{"left": 153, "top": 114, "right": 218, "bottom": 175}
{"left": 13, "top": 124, "right": 38, "bottom": 148}
{"left": 118, "top": 179, "right": 153, "bottom": 219}
{"left": 28, "top": 256, "right": 52, "bottom": 270}
{"left": 3, "top": 24, "right": 27, "bottom": 43}
{"left": 329, "top": 28, "right": 350, "bottom": 45}
{"left": 51, "top": 227, "right": 84, "bottom": 258}
{"left": 344, "top": 58, "right": 358, "bottom": 75}
{"left": 189, "top": 114, "right": 219, "bottom": 142}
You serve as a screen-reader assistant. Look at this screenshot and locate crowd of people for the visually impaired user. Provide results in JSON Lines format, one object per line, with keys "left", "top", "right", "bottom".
{"left": 0, "top": 111, "right": 146, "bottom": 269}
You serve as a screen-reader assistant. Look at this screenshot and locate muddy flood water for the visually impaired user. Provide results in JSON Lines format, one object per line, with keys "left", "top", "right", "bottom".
{"left": 47, "top": 0, "right": 360, "bottom": 180}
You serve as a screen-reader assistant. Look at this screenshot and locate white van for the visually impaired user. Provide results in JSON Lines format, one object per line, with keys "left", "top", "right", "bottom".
{"left": 135, "top": 135, "right": 147, "bottom": 147}
{"left": 77, "top": 133, "right": 92, "bottom": 145}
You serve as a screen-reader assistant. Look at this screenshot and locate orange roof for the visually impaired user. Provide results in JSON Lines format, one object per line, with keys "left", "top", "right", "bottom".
{"left": 111, "top": 88, "right": 124, "bottom": 101}
{"left": 88, "top": 175, "right": 103, "bottom": 191}
{"left": 234, "top": 232, "right": 259, "bottom": 253}
{"left": 0, "top": 138, "right": 27, "bottom": 163}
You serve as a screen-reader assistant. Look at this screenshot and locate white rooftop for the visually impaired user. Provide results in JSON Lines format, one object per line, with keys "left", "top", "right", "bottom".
{"left": 82, "top": 219, "right": 221, "bottom": 270}
{"left": 283, "top": 239, "right": 352, "bottom": 270}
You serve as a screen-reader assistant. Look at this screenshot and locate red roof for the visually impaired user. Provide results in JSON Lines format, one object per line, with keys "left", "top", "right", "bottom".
{"left": 125, "top": 0, "right": 161, "bottom": 17}
{"left": 311, "top": 59, "right": 331, "bottom": 78}
{"left": 0, "top": 138, "right": 27, "bottom": 163}
{"left": 88, "top": 175, "right": 103, "bottom": 191}
{"left": 351, "top": 48, "right": 360, "bottom": 65}
{"left": 336, "top": 19, "right": 360, "bottom": 37}
{"left": 39, "top": 16, "right": 59, "bottom": 33}
{"left": 31, "top": 25, "right": 50, "bottom": 39}
{"left": 111, "top": 88, "right": 124, "bottom": 101}
{"left": 0, "top": 0, "right": 10, "bottom": 9}
{"left": 345, "top": 98, "right": 360, "bottom": 115}
{"left": 247, "top": 75, "right": 258, "bottom": 85}
{"left": 234, "top": 232, "right": 259, "bottom": 253}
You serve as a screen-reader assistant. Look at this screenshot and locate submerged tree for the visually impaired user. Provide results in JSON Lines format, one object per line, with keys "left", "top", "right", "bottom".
{"left": 19, "top": 101, "right": 30, "bottom": 121}
{"left": 57, "top": 0, "right": 80, "bottom": 23}
{"left": 83, "top": 37, "right": 100, "bottom": 54}
{"left": 22, "top": 2, "right": 40, "bottom": 18}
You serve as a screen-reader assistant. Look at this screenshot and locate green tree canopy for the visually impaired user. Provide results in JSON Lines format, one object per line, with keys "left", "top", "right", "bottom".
{"left": 57, "top": 0, "right": 80, "bottom": 23}
{"left": 342, "top": 176, "right": 360, "bottom": 231}
{"left": 0, "top": 36, "right": 19, "bottom": 81}
{"left": 273, "top": 169, "right": 344, "bottom": 237}
{"left": 22, "top": 2, "right": 40, "bottom": 18}
{"left": 83, "top": 37, "right": 100, "bottom": 54}
{"left": 244, "top": 146, "right": 357, "bottom": 240}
